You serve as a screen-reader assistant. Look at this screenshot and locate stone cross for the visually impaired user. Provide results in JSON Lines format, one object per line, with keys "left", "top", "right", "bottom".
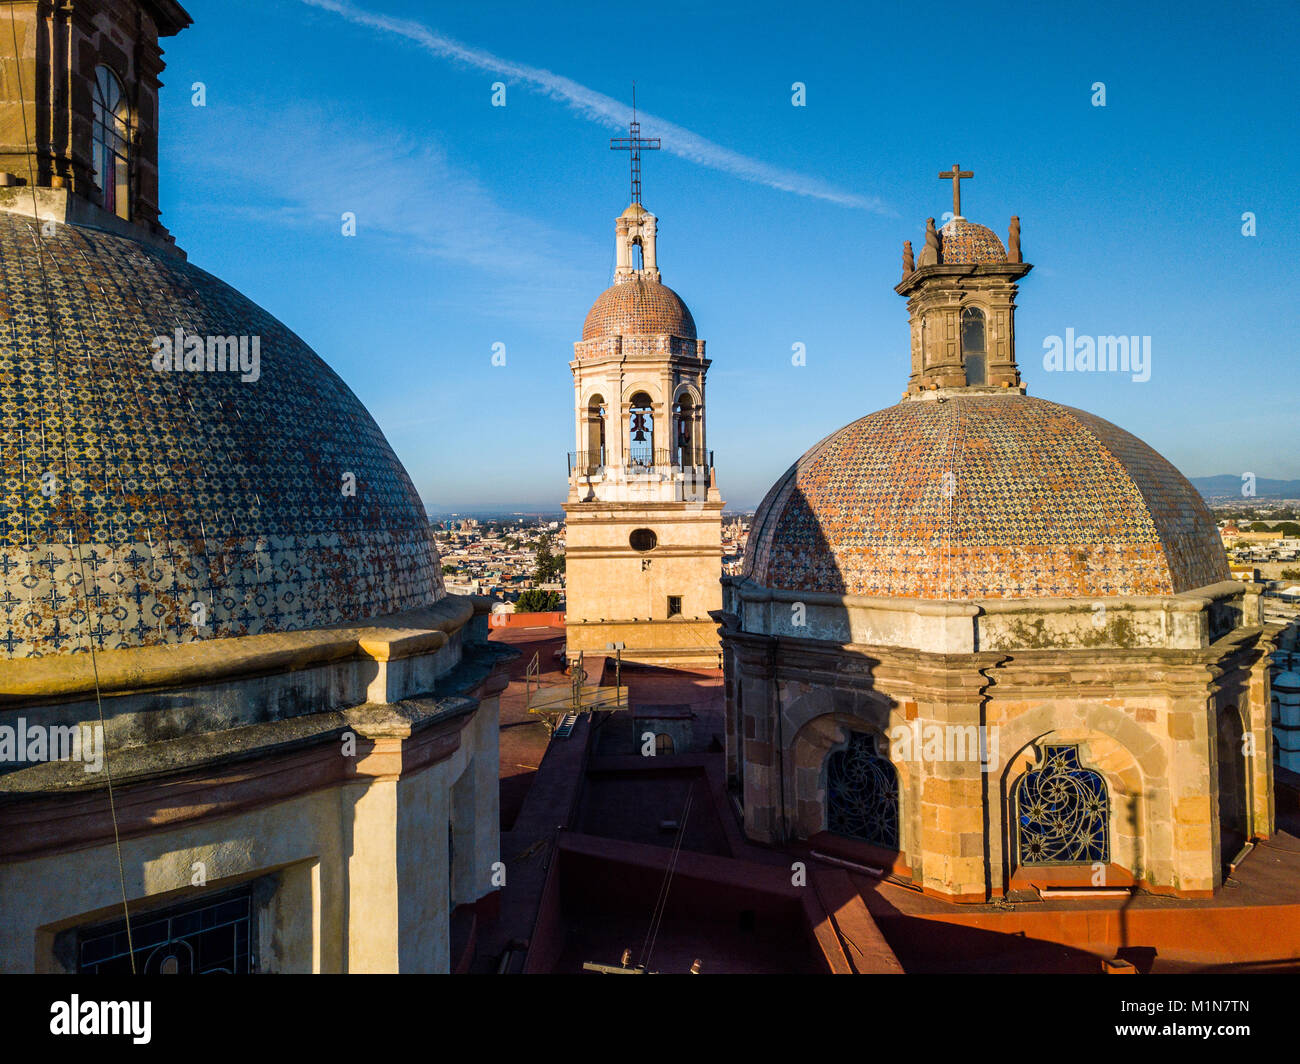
{"left": 939, "top": 164, "right": 973, "bottom": 217}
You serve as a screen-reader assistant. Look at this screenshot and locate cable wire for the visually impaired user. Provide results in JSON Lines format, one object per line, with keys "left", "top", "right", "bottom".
{"left": 4, "top": 5, "right": 136, "bottom": 972}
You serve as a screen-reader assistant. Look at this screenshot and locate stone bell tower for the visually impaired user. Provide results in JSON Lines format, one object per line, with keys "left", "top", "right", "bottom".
{"left": 563, "top": 121, "right": 723, "bottom": 668}
{"left": 897, "top": 164, "right": 1031, "bottom": 400}
{"left": 0, "top": 0, "right": 190, "bottom": 251}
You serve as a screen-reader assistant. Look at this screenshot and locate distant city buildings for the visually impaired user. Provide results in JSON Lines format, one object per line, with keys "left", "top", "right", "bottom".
{"left": 435, "top": 518, "right": 568, "bottom": 604}
{"left": 432, "top": 512, "right": 753, "bottom": 605}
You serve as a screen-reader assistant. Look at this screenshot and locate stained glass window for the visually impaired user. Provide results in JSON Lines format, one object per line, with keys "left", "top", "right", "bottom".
{"left": 826, "top": 731, "right": 899, "bottom": 848}
{"left": 1016, "top": 744, "right": 1109, "bottom": 865}
{"left": 76, "top": 885, "right": 255, "bottom": 974}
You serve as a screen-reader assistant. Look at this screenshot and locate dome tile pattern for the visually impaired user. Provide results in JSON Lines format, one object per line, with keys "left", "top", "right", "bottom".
{"left": 940, "top": 218, "right": 1007, "bottom": 265}
{"left": 0, "top": 211, "right": 442, "bottom": 657}
{"left": 743, "top": 395, "right": 1228, "bottom": 600}
{"left": 582, "top": 278, "right": 696, "bottom": 340}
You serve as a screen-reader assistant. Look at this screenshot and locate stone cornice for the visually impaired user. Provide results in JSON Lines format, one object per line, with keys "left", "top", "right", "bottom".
{"left": 728, "top": 576, "right": 1242, "bottom": 615}
{"left": 0, "top": 596, "right": 475, "bottom": 706}
{"left": 895, "top": 261, "right": 1033, "bottom": 296}
{"left": 140, "top": 0, "right": 193, "bottom": 37}
{"left": 0, "top": 636, "right": 519, "bottom": 862}
{"left": 724, "top": 577, "right": 1246, "bottom": 654}
{"left": 0, "top": 696, "right": 475, "bottom": 860}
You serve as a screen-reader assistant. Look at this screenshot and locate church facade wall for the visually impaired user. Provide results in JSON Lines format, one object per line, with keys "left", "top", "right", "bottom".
{"left": 565, "top": 502, "right": 722, "bottom": 666}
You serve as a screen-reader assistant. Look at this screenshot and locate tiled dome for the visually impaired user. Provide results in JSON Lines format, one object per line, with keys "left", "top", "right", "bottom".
{"left": 743, "top": 395, "right": 1229, "bottom": 600}
{"left": 0, "top": 210, "right": 443, "bottom": 657}
{"left": 940, "top": 217, "right": 1006, "bottom": 264}
{"left": 582, "top": 277, "right": 696, "bottom": 340}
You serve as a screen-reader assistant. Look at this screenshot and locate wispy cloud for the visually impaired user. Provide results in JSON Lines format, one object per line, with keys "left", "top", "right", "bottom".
{"left": 297, "top": 0, "right": 890, "bottom": 214}
{"left": 168, "top": 103, "right": 600, "bottom": 324}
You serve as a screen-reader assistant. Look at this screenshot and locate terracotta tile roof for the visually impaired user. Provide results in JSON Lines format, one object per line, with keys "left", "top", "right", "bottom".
{"left": 582, "top": 277, "right": 696, "bottom": 340}
{"left": 742, "top": 395, "right": 1228, "bottom": 600}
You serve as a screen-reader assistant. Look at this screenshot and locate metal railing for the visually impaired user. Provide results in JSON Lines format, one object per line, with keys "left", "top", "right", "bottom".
{"left": 567, "top": 448, "right": 713, "bottom": 477}
{"left": 568, "top": 449, "right": 606, "bottom": 477}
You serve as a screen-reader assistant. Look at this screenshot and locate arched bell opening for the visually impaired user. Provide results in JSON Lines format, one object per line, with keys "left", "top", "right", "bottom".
{"left": 673, "top": 394, "right": 696, "bottom": 468}
{"left": 627, "top": 391, "right": 655, "bottom": 470}
{"left": 583, "top": 395, "right": 606, "bottom": 474}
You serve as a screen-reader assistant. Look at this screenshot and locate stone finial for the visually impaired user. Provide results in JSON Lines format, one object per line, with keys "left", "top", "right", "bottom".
{"left": 1008, "top": 215, "right": 1021, "bottom": 263}
{"left": 916, "top": 218, "right": 940, "bottom": 268}
{"left": 902, "top": 240, "right": 914, "bottom": 278}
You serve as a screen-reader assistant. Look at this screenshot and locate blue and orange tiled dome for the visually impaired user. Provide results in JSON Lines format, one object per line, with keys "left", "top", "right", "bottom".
{"left": 742, "top": 395, "right": 1229, "bottom": 600}
{"left": 939, "top": 217, "right": 1007, "bottom": 265}
{"left": 0, "top": 210, "right": 442, "bottom": 657}
{"left": 582, "top": 277, "right": 696, "bottom": 340}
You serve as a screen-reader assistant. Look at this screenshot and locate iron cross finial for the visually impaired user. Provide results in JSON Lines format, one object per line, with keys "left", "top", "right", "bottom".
{"left": 611, "top": 84, "right": 661, "bottom": 204}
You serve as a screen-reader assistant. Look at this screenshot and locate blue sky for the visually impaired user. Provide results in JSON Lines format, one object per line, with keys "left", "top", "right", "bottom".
{"left": 161, "top": 0, "right": 1299, "bottom": 509}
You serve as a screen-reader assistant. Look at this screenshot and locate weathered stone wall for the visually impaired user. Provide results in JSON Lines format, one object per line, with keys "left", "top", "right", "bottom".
{"left": 0, "top": 597, "right": 507, "bottom": 972}
{"left": 719, "top": 582, "right": 1278, "bottom": 902}
{"left": 0, "top": 702, "right": 500, "bottom": 973}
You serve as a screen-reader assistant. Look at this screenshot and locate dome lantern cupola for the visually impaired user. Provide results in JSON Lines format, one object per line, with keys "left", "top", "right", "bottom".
{"left": 0, "top": 0, "right": 191, "bottom": 253}
{"left": 614, "top": 202, "right": 660, "bottom": 284}
{"left": 896, "top": 165, "right": 1031, "bottom": 400}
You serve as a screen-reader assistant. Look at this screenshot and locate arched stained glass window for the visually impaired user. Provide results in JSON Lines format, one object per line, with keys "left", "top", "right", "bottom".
{"left": 826, "top": 731, "right": 899, "bottom": 848}
{"left": 1016, "top": 744, "right": 1109, "bottom": 864}
{"left": 93, "top": 65, "right": 130, "bottom": 220}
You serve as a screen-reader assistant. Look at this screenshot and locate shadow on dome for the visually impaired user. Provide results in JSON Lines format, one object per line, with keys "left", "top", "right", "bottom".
{"left": 782, "top": 483, "right": 852, "bottom": 599}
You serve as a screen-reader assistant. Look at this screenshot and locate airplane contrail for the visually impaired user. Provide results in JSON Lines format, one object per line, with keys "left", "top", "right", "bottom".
{"left": 297, "top": 0, "right": 890, "bottom": 213}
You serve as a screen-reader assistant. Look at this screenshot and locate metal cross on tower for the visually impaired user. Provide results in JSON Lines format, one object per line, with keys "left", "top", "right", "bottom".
{"left": 610, "top": 84, "right": 660, "bottom": 205}
{"left": 939, "top": 164, "right": 974, "bottom": 218}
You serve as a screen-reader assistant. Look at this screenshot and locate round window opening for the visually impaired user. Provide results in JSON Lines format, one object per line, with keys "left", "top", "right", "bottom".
{"left": 629, "top": 528, "right": 657, "bottom": 552}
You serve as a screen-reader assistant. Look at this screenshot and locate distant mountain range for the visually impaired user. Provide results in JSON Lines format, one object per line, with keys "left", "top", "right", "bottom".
{"left": 1191, "top": 476, "right": 1300, "bottom": 499}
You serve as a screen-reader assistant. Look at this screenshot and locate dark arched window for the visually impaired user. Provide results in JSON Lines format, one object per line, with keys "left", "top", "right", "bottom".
{"left": 1016, "top": 745, "right": 1109, "bottom": 864}
{"left": 961, "top": 306, "right": 986, "bottom": 386}
{"left": 826, "top": 732, "right": 899, "bottom": 848}
{"left": 93, "top": 65, "right": 130, "bottom": 220}
{"left": 655, "top": 733, "right": 674, "bottom": 755}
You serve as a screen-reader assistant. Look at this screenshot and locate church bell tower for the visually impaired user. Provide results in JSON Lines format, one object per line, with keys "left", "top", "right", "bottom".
{"left": 563, "top": 111, "right": 723, "bottom": 668}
